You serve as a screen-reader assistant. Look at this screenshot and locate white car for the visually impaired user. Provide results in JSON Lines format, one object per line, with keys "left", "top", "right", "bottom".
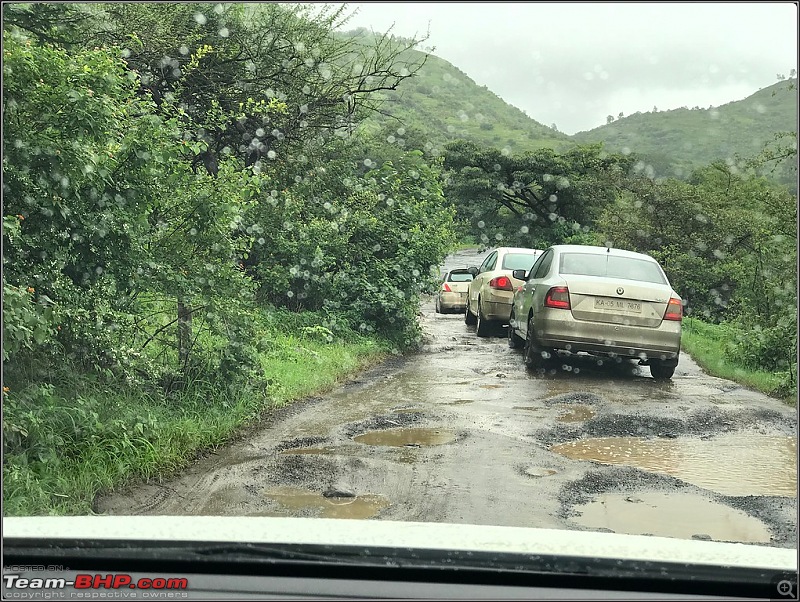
{"left": 435, "top": 268, "right": 474, "bottom": 313}
{"left": 465, "top": 247, "right": 542, "bottom": 337}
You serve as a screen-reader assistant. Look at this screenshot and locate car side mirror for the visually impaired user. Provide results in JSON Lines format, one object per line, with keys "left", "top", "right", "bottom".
{"left": 467, "top": 266, "right": 479, "bottom": 277}
{"left": 512, "top": 269, "right": 528, "bottom": 281}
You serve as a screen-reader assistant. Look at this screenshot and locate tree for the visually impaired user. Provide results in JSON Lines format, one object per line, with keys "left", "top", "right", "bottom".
{"left": 606, "top": 115, "right": 615, "bottom": 124}
{"left": 442, "top": 140, "right": 635, "bottom": 248}
{"left": 7, "top": 3, "right": 430, "bottom": 174}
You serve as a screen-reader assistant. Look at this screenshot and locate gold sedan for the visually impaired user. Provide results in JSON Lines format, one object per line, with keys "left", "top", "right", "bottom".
{"left": 465, "top": 247, "right": 543, "bottom": 337}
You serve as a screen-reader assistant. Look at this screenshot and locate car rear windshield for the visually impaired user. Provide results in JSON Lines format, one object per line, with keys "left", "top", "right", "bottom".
{"left": 559, "top": 253, "right": 666, "bottom": 284}
{"left": 447, "top": 272, "right": 474, "bottom": 282}
{"left": 501, "top": 252, "right": 539, "bottom": 271}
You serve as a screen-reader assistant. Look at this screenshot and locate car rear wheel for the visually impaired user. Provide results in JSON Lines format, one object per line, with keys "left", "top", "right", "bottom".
{"left": 475, "top": 298, "right": 491, "bottom": 337}
{"left": 650, "top": 361, "right": 675, "bottom": 380}
{"left": 508, "top": 310, "right": 524, "bottom": 349}
{"left": 465, "top": 300, "right": 477, "bottom": 325}
{"left": 435, "top": 296, "right": 442, "bottom": 314}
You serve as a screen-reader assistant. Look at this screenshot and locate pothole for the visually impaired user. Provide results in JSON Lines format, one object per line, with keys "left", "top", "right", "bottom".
{"left": 514, "top": 406, "right": 544, "bottom": 411}
{"left": 545, "top": 392, "right": 605, "bottom": 405}
{"left": 479, "top": 384, "right": 505, "bottom": 389}
{"left": 523, "top": 467, "right": 558, "bottom": 478}
{"left": 556, "top": 404, "right": 595, "bottom": 423}
{"left": 275, "top": 436, "right": 327, "bottom": 452}
{"left": 445, "top": 399, "right": 475, "bottom": 405}
{"left": 279, "top": 446, "right": 338, "bottom": 456}
{"left": 353, "top": 428, "right": 457, "bottom": 447}
{"left": 570, "top": 491, "right": 772, "bottom": 544}
{"left": 551, "top": 434, "right": 797, "bottom": 497}
{"left": 262, "top": 486, "right": 389, "bottom": 519}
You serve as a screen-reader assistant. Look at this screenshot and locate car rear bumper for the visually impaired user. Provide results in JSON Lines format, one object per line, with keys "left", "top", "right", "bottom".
{"left": 535, "top": 310, "right": 681, "bottom": 361}
{"left": 439, "top": 292, "right": 467, "bottom": 310}
{"left": 482, "top": 299, "right": 513, "bottom": 322}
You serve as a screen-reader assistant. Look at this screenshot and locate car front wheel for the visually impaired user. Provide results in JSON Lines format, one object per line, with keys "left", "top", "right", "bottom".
{"left": 523, "top": 316, "right": 550, "bottom": 371}
{"left": 475, "top": 298, "right": 491, "bottom": 337}
{"left": 508, "top": 310, "right": 524, "bottom": 349}
{"left": 465, "top": 300, "right": 477, "bottom": 325}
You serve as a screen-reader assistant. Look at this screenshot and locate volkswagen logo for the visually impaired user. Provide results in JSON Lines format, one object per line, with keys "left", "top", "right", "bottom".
{"left": 616, "top": 287, "right": 624, "bottom": 295}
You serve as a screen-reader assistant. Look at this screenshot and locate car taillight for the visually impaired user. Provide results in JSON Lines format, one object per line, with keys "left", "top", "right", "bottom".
{"left": 489, "top": 276, "right": 512, "bottom": 291}
{"left": 544, "top": 286, "right": 570, "bottom": 309}
{"left": 442, "top": 283, "right": 452, "bottom": 292}
{"left": 664, "top": 297, "right": 683, "bottom": 321}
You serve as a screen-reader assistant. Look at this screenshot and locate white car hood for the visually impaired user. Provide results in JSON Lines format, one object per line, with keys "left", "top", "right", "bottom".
{"left": 3, "top": 516, "right": 796, "bottom": 571}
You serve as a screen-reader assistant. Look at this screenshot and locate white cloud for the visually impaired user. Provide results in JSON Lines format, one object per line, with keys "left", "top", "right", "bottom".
{"left": 337, "top": 2, "right": 798, "bottom": 133}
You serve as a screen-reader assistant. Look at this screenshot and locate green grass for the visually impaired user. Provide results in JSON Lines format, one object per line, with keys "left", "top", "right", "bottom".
{"left": 3, "top": 314, "right": 389, "bottom": 516}
{"left": 681, "top": 317, "right": 794, "bottom": 405}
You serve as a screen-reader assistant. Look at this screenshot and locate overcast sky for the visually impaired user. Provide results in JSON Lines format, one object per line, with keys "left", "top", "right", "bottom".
{"left": 335, "top": 2, "right": 798, "bottom": 134}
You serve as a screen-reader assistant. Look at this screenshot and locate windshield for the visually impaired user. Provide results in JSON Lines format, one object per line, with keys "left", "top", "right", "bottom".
{"left": 501, "top": 252, "right": 540, "bottom": 272}
{"left": 560, "top": 253, "right": 667, "bottom": 284}
{"left": 2, "top": 0, "right": 797, "bottom": 591}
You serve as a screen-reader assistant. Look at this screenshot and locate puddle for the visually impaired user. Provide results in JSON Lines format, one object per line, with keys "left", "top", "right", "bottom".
{"left": 479, "top": 384, "right": 505, "bottom": 389}
{"left": 445, "top": 399, "right": 475, "bottom": 405}
{"left": 514, "top": 406, "right": 544, "bottom": 411}
{"left": 571, "top": 491, "right": 772, "bottom": 543}
{"left": 556, "top": 405, "right": 596, "bottom": 423}
{"left": 551, "top": 434, "right": 797, "bottom": 497}
{"left": 354, "top": 428, "right": 457, "bottom": 447}
{"left": 524, "top": 467, "right": 558, "bottom": 478}
{"left": 263, "top": 486, "right": 389, "bottom": 519}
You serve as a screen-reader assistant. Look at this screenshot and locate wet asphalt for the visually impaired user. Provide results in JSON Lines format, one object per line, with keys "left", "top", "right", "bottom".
{"left": 96, "top": 249, "right": 798, "bottom": 548}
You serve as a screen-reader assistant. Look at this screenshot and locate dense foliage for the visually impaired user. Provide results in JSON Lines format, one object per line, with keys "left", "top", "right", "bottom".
{"left": 3, "top": 4, "right": 455, "bottom": 469}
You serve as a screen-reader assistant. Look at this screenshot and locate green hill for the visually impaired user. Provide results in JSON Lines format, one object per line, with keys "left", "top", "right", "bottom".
{"left": 342, "top": 28, "right": 571, "bottom": 154}
{"left": 572, "top": 79, "right": 798, "bottom": 183}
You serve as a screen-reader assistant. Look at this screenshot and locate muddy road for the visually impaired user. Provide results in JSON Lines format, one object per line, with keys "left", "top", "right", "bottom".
{"left": 97, "top": 249, "right": 798, "bottom": 548}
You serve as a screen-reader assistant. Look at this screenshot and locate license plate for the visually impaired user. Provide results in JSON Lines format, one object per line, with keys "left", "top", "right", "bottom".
{"left": 594, "top": 298, "right": 642, "bottom": 313}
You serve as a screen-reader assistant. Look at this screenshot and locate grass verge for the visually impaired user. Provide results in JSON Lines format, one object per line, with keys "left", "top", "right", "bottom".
{"left": 3, "top": 315, "right": 390, "bottom": 516}
{"left": 681, "top": 317, "right": 794, "bottom": 405}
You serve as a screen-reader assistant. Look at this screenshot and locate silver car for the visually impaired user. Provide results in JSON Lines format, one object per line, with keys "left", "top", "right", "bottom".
{"left": 435, "top": 268, "right": 474, "bottom": 313}
{"left": 508, "top": 245, "right": 683, "bottom": 379}
{"left": 465, "top": 247, "right": 543, "bottom": 337}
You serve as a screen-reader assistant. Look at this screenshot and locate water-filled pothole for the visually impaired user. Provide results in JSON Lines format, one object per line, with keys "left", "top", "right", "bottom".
{"left": 551, "top": 434, "right": 797, "bottom": 497}
{"left": 354, "top": 428, "right": 457, "bottom": 447}
{"left": 570, "top": 491, "right": 772, "bottom": 543}
{"left": 556, "top": 404, "right": 596, "bottom": 423}
{"left": 263, "top": 486, "right": 389, "bottom": 519}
